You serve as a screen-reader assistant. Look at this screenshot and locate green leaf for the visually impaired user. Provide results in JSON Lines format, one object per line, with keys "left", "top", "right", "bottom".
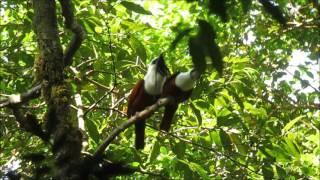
{"left": 294, "top": 70, "right": 300, "bottom": 79}
{"left": 178, "top": 159, "right": 209, "bottom": 179}
{"left": 94, "top": 26, "right": 103, "bottom": 33}
{"left": 130, "top": 36, "right": 147, "bottom": 61}
{"left": 240, "top": 0, "right": 252, "bottom": 13}
{"left": 217, "top": 115, "right": 241, "bottom": 127}
{"left": 18, "top": 60, "right": 26, "bottom": 67}
{"left": 273, "top": 71, "right": 286, "bottom": 81}
{"left": 86, "top": 119, "right": 100, "bottom": 144}
{"left": 148, "top": 140, "right": 160, "bottom": 163}
{"left": 131, "top": 162, "right": 140, "bottom": 167}
{"left": 210, "top": 131, "right": 222, "bottom": 146}
{"left": 160, "top": 146, "right": 168, "bottom": 154}
{"left": 190, "top": 103, "right": 202, "bottom": 126}
{"left": 120, "top": 1, "right": 152, "bottom": 15}
{"left": 305, "top": 71, "right": 314, "bottom": 78}
{"left": 229, "top": 133, "right": 248, "bottom": 155}
{"left": 262, "top": 165, "right": 274, "bottom": 179}
{"left": 193, "top": 99, "right": 210, "bottom": 110}
{"left": 276, "top": 166, "right": 286, "bottom": 178}
{"left": 219, "top": 130, "right": 232, "bottom": 151}
{"left": 227, "top": 86, "right": 244, "bottom": 109}
{"left": 282, "top": 115, "right": 304, "bottom": 134}
{"left": 300, "top": 80, "right": 310, "bottom": 88}
{"left": 283, "top": 135, "right": 301, "bottom": 157}
{"left": 172, "top": 141, "right": 186, "bottom": 158}
{"left": 187, "top": 162, "right": 209, "bottom": 179}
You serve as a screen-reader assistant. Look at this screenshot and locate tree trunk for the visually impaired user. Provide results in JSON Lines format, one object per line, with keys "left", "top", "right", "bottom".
{"left": 32, "top": 0, "right": 83, "bottom": 178}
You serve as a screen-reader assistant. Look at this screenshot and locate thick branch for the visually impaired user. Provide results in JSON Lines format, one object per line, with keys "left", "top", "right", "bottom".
{"left": 11, "top": 108, "right": 48, "bottom": 141}
{"left": 58, "top": 0, "right": 86, "bottom": 66}
{"left": 93, "top": 97, "right": 174, "bottom": 159}
{"left": 0, "top": 84, "right": 41, "bottom": 108}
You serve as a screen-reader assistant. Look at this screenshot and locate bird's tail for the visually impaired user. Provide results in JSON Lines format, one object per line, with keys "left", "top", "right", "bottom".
{"left": 160, "top": 104, "right": 178, "bottom": 132}
{"left": 135, "top": 119, "right": 146, "bottom": 149}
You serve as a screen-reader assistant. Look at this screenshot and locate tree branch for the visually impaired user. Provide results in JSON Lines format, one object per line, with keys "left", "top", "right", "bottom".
{"left": 58, "top": 0, "right": 86, "bottom": 66}
{"left": 0, "top": 84, "right": 41, "bottom": 108}
{"left": 93, "top": 97, "right": 174, "bottom": 159}
{"left": 83, "top": 87, "right": 115, "bottom": 117}
{"left": 11, "top": 108, "right": 48, "bottom": 141}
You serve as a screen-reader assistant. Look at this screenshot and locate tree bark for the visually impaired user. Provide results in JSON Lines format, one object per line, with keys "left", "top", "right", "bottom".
{"left": 32, "top": 0, "right": 82, "bottom": 178}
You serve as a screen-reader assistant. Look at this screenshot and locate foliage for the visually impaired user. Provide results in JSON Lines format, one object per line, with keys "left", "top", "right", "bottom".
{"left": 0, "top": 0, "right": 319, "bottom": 179}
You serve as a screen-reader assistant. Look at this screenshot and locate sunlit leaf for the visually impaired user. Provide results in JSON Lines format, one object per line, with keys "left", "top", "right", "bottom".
{"left": 282, "top": 115, "right": 304, "bottom": 134}
{"left": 94, "top": 26, "right": 103, "bottom": 33}
{"left": 190, "top": 103, "right": 202, "bottom": 126}
{"left": 148, "top": 140, "right": 160, "bottom": 163}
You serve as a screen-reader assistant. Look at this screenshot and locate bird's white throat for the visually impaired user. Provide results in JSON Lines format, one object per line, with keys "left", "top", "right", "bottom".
{"left": 175, "top": 71, "right": 196, "bottom": 91}
{"left": 144, "top": 64, "right": 166, "bottom": 95}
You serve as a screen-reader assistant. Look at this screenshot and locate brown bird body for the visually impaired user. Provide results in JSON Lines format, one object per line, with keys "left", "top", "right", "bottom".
{"left": 160, "top": 70, "right": 199, "bottom": 131}
{"left": 127, "top": 55, "right": 169, "bottom": 149}
{"left": 127, "top": 80, "right": 159, "bottom": 149}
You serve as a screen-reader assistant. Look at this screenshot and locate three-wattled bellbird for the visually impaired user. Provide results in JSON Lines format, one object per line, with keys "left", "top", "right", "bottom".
{"left": 127, "top": 54, "right": 170, "bottom": 149}
{"left": 159, "top": 69, "right": 200, "bottom": 131}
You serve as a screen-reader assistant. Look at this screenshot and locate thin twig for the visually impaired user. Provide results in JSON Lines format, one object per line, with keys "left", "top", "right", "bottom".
{"left": 83, "top": 87, "right": 115, "bottom": 117}
{"left": 153, "top": 127, "right": 263, "bottom": 177}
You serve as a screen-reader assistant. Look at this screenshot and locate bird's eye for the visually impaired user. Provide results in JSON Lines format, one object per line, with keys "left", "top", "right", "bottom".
{"left": 151, "top": 60, "right": 156, "bottom": 64}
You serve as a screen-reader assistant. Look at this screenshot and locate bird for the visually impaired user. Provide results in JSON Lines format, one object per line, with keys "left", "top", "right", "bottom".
{"left": 127, "top": 54, "right": 170, "bottom": 149}
{"left": 159, "top": 69, "right": 200, "bottom": 131}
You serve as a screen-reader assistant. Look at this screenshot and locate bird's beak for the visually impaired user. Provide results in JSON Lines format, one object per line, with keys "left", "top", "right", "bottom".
{"left": 156, "top": 54, "right": 170, "bottom": 76}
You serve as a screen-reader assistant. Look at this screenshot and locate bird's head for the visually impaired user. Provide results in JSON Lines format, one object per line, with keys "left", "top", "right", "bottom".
{"left": 149, "top": 54, "right": 170, "bottom": 77}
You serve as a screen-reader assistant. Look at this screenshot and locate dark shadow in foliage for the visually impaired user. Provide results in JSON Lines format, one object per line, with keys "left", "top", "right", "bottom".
{"left": 188, "top": 37, "right": 206, "bottom": 74}
{"left": 4, "top": 171, "right": 21, "bottom": 180}
{"left": 189, "top": 20, "right": 224, "bottom": 76}
{"left": 170, "top": 28, "right": 192, "bottom": 51}
{"left": 239, "top": 0, "right": 252, "bottom": 13}
{"left": 72, "top": 154, "right": 137, "bottom": 179}
{"left": 258, "top": 0, "right": 287, "bottom": 26}
{"left": 208, "top": 0, "right": 228, "bottom": 22}
{"left": 22, "top": 152, "right": 46, "bottom": 163}
{"left": 21, "top": 152, "right": 51, "bottom": 179}
{"left": 92, "top": 161, "right": 136, "bottom": 179}
{"left": 187, "top": 0, "right": 286, "bottom": 26}
{"left": 24, "top": 112, "right": 49, "bottom": 142}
